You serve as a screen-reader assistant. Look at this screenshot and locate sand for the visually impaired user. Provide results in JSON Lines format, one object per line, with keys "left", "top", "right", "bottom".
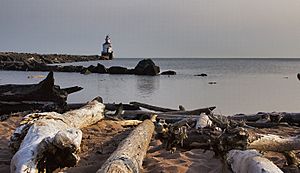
{"left": 1, "top": 115, "right": 299, "bottom": 173}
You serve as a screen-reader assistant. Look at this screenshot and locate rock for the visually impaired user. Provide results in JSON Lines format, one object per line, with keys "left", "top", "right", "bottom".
{"left": 134, "top": 59, "right": 160, "bottom": 76}
{"left": 80, "top": 68, "right": 92, "bottom": 75}
{"left": 161, "top": 70, "right": 176, "bottom": 75}
{"left": 297, "top": 73, "right": 300, "bottom": 80}
{"left": 60, "top": 65, "right": 83, "bottom": 72}
{"left": 208, "top": 81, "right": 217, "bottom": 85}
{"left": 195, "top": 73, "right": 207, "bottom": 77}
{"left": 93, "top": 63, "right": 107, "bottom": 73}
{"left": 87, "top": 65, "right": 96, "bottom": 72}
{"left": 3, "top": 64, "right": 19, "bottom": 71}
{"left": 127, "top": 69, "right": 136, "bottom": 75}
{"left": 108, "top": 66, "right": 128, "bottom": 74}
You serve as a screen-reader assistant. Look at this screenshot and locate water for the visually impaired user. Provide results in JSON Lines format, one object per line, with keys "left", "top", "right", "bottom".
{"left": 1, "top": 58, "right": 300, "bottom": 115}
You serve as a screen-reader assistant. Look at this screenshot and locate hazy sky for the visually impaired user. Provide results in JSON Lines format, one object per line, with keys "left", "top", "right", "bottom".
{"left": 1, "top": 0, "right": 300, "bottom": 58}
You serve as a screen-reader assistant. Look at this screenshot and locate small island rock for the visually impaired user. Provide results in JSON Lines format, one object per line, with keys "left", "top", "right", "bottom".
{"left": 134, "top": 59, "right": 160, "bottom": 76}
{"left": 161, "top": 70, "right": 176, "bottom": 75}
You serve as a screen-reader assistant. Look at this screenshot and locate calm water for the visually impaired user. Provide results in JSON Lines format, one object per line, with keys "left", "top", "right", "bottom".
{"left": 1, "top": 58, "right": 300, "bottom": 115}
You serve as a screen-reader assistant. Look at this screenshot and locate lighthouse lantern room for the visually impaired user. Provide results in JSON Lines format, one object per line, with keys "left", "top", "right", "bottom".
{"left": 101, "top": 35, "right": 113, "bottom": 60}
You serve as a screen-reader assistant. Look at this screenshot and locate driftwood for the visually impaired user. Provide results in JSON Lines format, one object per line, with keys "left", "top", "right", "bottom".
{"left": 163, "top": 106, "right": 216, "bottom": 115}
{"left": 0, "top": 72, "right": 82, "bottom": 114}
{"left": 157, "top": 114, "right": 300, "bottom": 152}
{"left": 0, "top": 102, "right": 140, "bottom": 121}
{"left": 67, "top": 103, "right": 140, "bottom": 111}
{"left": 114, "top": 120, "right": 143, "bottom": 127}
{"left": 248, "top": 134, "right": 300, "bottom": 152}
{"left": 229, "top": 112, "right": 300, "bottom": 124}
{"left": 10, "top": 97, "right": 105, "bottom": 173}
{"left": 227, "top": 150, "right": 283, "bottom": 173}
{"left": 97, "top": 119, "right": 154, "bottom": 173}
{"left": 0, "top": 71, "right": 82, "bottom": 103}
{"left": 155, "top": 113, "right": 300, "bottom": 172}
{"left": 195, "top": 113, "right": 212, "bottom": 129}
{"left": 153, "top": 109, "right": 297, "bottom": 172}
{"left": 120, "top": 110, "right": 200, "bottom": 122}
{"left": 121, "top": 106, "right": 216, "bottom": 120}
{"left": 130, "top": 101, "right": 178, "bottom": 112}
{"left": 0, "top": 101, "right": 55, "bottom": 114}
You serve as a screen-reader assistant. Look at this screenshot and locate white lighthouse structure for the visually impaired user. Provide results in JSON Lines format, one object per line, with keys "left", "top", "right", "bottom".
{"left": 101, "top": 35, "right": 113, "bottom": 60}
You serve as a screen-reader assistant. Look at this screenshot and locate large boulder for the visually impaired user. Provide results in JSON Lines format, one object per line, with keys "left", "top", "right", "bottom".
{"left": 134, "top": 59, "right": 160, "bottom": 76}
{"left": 108, "top": 66, "right": 129, "bottom": 74}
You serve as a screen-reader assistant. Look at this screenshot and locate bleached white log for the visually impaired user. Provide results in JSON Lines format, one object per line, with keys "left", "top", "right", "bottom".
{"left": 249, "top": 134, "right": 300, "bottom": 152}
{"left": 227, "top": 149, "right": 283, "bottom": 173}
{"left": 10, "top": 99, "right": 105, "bottom": 173}
{"left": 195, "top": 113, "right": 212, "bottom": 129}
{"left": 97, "top": 119, "right": 154, "bottom": 173}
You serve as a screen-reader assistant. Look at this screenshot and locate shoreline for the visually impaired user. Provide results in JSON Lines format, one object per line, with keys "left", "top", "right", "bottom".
{"left": 0, "top": 52, "right": 109, "bottom": 64}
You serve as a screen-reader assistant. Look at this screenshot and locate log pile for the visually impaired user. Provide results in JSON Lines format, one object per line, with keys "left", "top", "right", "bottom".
{"left": 154, "top": 111, "right": 300, "bottom": 172}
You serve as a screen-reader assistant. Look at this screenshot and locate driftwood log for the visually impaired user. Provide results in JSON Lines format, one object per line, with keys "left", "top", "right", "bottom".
{"left": 10, "top": 97, "right": 105, "bottom": 173}
{"left": 97, "top": 119, "right": 154, "bottom": 173}
{"left": 66, "top": 102, "right": 140, "bottom": 111}
{"left": 129, "top": 101, "right": 178, "bottom": 112}
{"left": 228, "top": 112, "right": 300, "bottom": 124}
{"left": 0, "top": 71, "right": 82, "bottom": 114}
{"left": 248, "top": 134, "right": 300, "bottom": 152}
{"left": 120, "top": 106, "right": 216, "bottom": 122}
{"left": 227, "top": 150, "right": 283, "bottom": 173}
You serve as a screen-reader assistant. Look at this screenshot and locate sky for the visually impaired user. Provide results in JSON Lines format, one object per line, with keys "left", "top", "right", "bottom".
{"left": 0, "top": 0, "right": 300, "bottom": 58}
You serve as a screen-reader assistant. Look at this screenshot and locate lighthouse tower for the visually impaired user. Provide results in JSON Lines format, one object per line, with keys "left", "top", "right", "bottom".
{"left": 101, "top": 35, "right": 113, "bottom": 60}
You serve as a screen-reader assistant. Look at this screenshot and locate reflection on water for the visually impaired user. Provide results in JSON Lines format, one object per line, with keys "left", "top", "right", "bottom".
{"left": 136, "top": 76, "right": 160, "bottom": 98}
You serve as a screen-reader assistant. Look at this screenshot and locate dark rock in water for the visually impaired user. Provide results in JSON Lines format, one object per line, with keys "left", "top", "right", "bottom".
{"left": 297, "top": 73, "right": 300, "bottom": 80}
{"left": 208, "top": 81, "right": 217, "bottom": 85}
{"left": 195, "top": 73, "right": 208, "bottom": 77}
{"left": 60, "top": 65, "right": 83, "bottom": 72}
{"left": 134, "top": 59, "right": 160, "bottom": 76}
{"left": 93, "top": 63, "right": 107, "bottom": 73}
{"left": 127, "top": 69, "right": 136, "bottom": 75}
{"left": 144, "top": 65, "right": 160, "bottom": 76}
{"left": 80, "top": 68, "right": 91, "bottom": 75}
{"left": 161, "top": 70, "right": 176, "bottom": 75}
{"left": 87, "top": 65, "right": 96, "bottom": 72}
{"left": 108, "top": 66, "right": 128, "bottom": 74}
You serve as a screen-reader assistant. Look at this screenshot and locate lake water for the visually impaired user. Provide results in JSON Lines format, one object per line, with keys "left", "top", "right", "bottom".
{"left": 1, "top": 58, "right": 300, "bottom": 115}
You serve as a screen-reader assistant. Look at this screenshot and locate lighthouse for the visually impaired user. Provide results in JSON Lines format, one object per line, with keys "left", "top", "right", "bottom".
{"left": 101, "top": 35, "right": 113, "bottom": 60}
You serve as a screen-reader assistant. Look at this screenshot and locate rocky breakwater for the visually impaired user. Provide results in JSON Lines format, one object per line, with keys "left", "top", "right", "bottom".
{"left": 0, "top": 53, "right": 162, "bottom": 76}
{"left": 0, "top": 52, "right": 106, "bottom": 71}
{"left": 80, "top": 59, "right": 160, "bottom": 76}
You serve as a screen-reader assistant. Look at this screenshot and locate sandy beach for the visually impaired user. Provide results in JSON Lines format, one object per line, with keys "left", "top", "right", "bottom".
{"left": 1, "top": 114, "right": 299, "bottom": 173}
